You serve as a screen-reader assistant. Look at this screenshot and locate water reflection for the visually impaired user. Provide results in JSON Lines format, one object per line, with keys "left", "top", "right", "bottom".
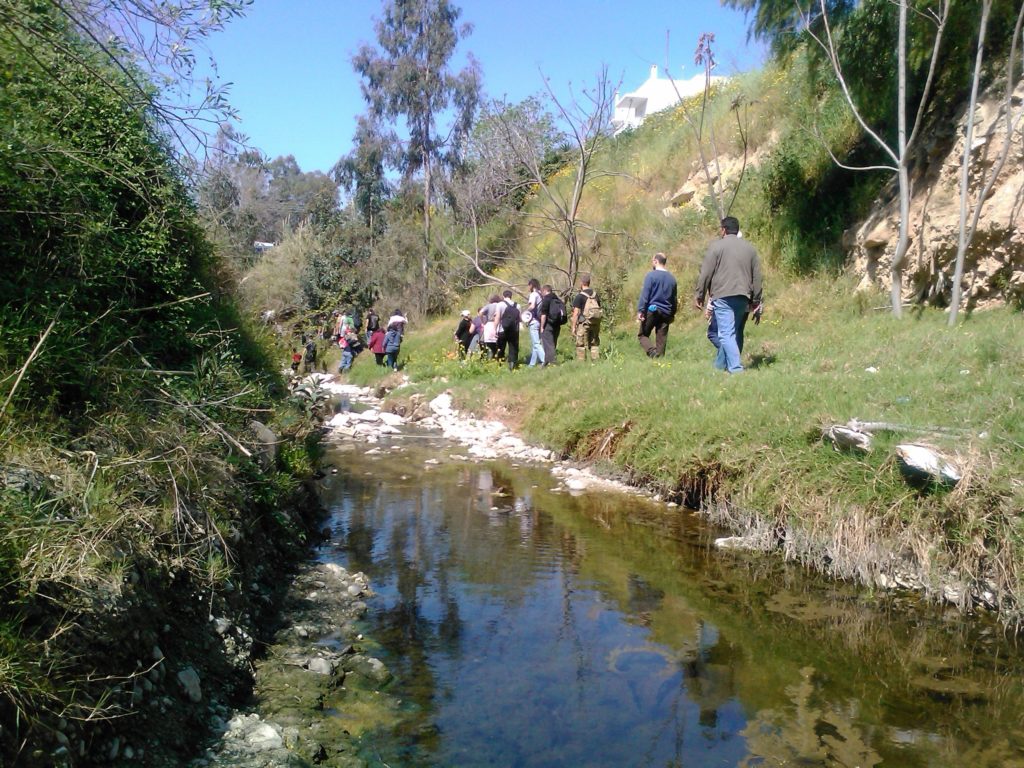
{"left": 319, "top": 440, "right": 1024, "bottom": 767}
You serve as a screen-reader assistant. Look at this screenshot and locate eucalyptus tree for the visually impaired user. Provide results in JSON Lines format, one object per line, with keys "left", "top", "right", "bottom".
{"left": 352, "top": 0, "right": 480, "bottom": 313}
{"left": 333, "top": 114, "right": 394, "bottom": 241}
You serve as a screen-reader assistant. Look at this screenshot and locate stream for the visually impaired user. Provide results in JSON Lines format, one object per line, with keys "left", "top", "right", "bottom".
{"left": 311, "top": 423, "right": 1024, "bottom": 768}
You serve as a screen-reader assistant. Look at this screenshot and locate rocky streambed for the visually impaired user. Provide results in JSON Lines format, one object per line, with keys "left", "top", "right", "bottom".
{"left": 189, "top": 378, "right": 658, "bottom": 767}
{"left": 190, "top": 560, "right": 398, "bottom": 768}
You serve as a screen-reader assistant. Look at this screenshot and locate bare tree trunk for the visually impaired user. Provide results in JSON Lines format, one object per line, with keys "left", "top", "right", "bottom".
{"left": 422, "top": 152, "right": 432, "bottom": 315}
{"left": 949, "top": 0, "right": 994, "bottom": 326}
{"left": 664, "top": 36, "right": 727, "bottom": 220}
{"left": 890, "top": 0, "right": 910, "bottom": 319}
{"left": 804, "top": 0, "right": 949, "bottom": 319}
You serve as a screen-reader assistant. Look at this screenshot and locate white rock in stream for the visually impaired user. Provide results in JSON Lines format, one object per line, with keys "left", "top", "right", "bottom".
{"left": 306, "top": 657, "right": 337, "bottom": 676}
{"left": 245, "top": 722, "right": 284, "bottom": 751}
{"left": 429, "top": 393, "right": 454, "bottom": 415}
{"left": 327, "top": 413, "right": 351, "bottom": 428}
{"left": 322, "top": 562, "right": 346, "bottom": 578}
{"left": 714, "top": 535, "right": 763, "bottom": 551}
{"left": 378, "top": 411, "right": 405, "bottom": 427}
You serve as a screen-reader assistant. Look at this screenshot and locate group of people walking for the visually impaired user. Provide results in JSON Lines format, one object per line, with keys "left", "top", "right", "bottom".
{"left": 454, "top": 216, "right": 763, "bottom": 373}
{"left": 294, "top": 216, "right": 762, "bottom": 377}
{"left": 333, "top": 307, "right": 408, "bottom": 371}
{"left": 453, "top": 275, "right": 605, "bottom": 369}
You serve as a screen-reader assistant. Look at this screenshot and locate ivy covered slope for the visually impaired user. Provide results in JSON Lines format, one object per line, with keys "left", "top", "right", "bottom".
{"left": 0, "top": 5, "right": 317, "bottom": 765}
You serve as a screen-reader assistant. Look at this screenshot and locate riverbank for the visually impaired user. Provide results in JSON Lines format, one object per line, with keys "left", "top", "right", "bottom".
{"left": 210, "top": 375, "right": 1024, "bottom": 767}
{"left": 345, "top": 281, "right": 1024, "bottom": 621}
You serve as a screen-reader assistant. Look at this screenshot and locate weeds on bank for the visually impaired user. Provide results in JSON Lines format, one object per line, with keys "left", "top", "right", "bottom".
{"left": 0, "top": 340, "right": 323, "bottom": 741}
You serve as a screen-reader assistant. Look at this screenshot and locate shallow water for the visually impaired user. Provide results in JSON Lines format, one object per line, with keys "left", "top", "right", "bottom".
{"left": 319, "top": 435, "right": 1024, "bottom": 767}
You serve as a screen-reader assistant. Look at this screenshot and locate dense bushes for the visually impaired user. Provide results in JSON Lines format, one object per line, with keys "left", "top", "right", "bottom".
{"left": 0, "top": 4, "right": 261, "bottom": 415}
{"left": 0, "top": 3, "right": 317, "bottom": 762}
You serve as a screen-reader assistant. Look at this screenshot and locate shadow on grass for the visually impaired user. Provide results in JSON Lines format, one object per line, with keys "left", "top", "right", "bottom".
{"left": 747, "top": 351, "right": 778, "bottom": 369}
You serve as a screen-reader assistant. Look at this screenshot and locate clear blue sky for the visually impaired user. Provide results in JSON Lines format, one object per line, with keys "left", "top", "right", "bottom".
{"left": 203, "top": 0, "right": 765, "bottom": 174}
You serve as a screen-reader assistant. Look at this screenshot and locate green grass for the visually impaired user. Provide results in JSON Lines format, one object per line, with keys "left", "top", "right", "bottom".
{"left": 395, "top": 276, "right": 1024, "bottom": 615}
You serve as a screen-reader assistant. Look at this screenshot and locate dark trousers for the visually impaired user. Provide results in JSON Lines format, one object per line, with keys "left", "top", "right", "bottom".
{"left": 638, "top": 311, "right": 671, "bottom": 358}
{"left": 495, "top": 335, "right": 507, "bottom": 360}
{"left": 540, "top": 325, "right": 560, "bottom": 365}
{"left": 505, "top": 331, "right": 520, "bottom": 370}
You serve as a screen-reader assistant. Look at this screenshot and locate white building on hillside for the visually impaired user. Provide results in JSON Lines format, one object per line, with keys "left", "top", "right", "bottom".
{"left": 611, "top": 65, "right": 719, "bottom": 136}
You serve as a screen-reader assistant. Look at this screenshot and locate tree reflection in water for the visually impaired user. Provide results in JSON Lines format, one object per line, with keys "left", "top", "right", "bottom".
{"left": 320, "top": 442, "right": 1024, "bottom": 767}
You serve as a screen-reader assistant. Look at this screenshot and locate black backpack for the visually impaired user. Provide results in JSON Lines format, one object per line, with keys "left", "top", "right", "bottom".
{"left": 547, "top": 295, "right": 567, "bottom": 326}
{"left": 499, "top": 302, "right": 521, "bottom": 334}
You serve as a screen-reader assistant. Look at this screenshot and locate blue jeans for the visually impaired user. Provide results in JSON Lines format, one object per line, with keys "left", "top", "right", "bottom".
{"left": 710, "top": 296, "right": 748, "bottom": 373}
{"left": 386, "top": 350, "right": 399, "bottom": 369}
{"left": 707, "top": 312, "right": 749, "bottom": 370}
{"left": 527, "top": 323, "right": 545, "bottom": 366}
{"left": 339, "top": 347, "right": 354, "bottom": 372}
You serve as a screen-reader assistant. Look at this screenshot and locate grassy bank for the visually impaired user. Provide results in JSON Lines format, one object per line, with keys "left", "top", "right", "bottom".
{"left": 0, "top": 4, "right": 332, "bottom": 761}
{"left": 342, "top": 276, "right": 1024, "bottom": 618}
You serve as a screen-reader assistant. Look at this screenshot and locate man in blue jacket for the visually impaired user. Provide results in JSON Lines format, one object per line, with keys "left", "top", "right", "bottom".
{"left": 637, "top": 252, "right": 678, "bottom": 358}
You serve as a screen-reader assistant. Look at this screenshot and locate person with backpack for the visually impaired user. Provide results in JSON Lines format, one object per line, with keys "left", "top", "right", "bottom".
{"left": 526, "top": 278, "right": 542, "bottom": 318}
{"left": 482, "top": 296, "right": 501, "bottom": 360}
{"left": 637, "top": 252, "right": 678, "bottom": 359}
{"left": 383, "top": 311, "right": 406, "bottom": 370}
{"left": 334, "top": 310, "right": 355, "bottom": 338}
{"left": 538, "top": 284, "right": 565, "bottom": 366}
{"left": 571, "top": 273, "right": 602, "bottom": 361}
{"left": 496, "top": 289, "right": 521, "bottom": 370}
{"left": 303, "top": 337, "right": 318, "bottom": 373}
{"left": 383, "top": 327, "right": 402, "bottom": 370}
{"left": 364, "top": 307, "right": 380, "bottom": 345}
{"left": 467, "top": 310, "right": 483, "bottom": 357}
{"left": 454, "top": 309, "right": 473, "bottom": 357}
{"left": 339, "top": 328, "right": 363, "bottom": 373}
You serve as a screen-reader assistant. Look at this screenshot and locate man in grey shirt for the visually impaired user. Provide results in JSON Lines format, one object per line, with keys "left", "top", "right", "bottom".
{"left": 694, "top": 216, "right": 763, "bottom": 373}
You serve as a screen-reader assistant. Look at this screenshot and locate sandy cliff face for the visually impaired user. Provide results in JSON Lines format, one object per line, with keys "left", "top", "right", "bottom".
{"left": 845, "top": 79, "right": 1024, "bottom": 310}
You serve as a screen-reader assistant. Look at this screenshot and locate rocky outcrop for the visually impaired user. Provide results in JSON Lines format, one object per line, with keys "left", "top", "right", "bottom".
{"left": 846, "top": 78, "right": 1024, "bottom": 310}
{"left": 661, "top": 132, "right": 778, "bottom": 219}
